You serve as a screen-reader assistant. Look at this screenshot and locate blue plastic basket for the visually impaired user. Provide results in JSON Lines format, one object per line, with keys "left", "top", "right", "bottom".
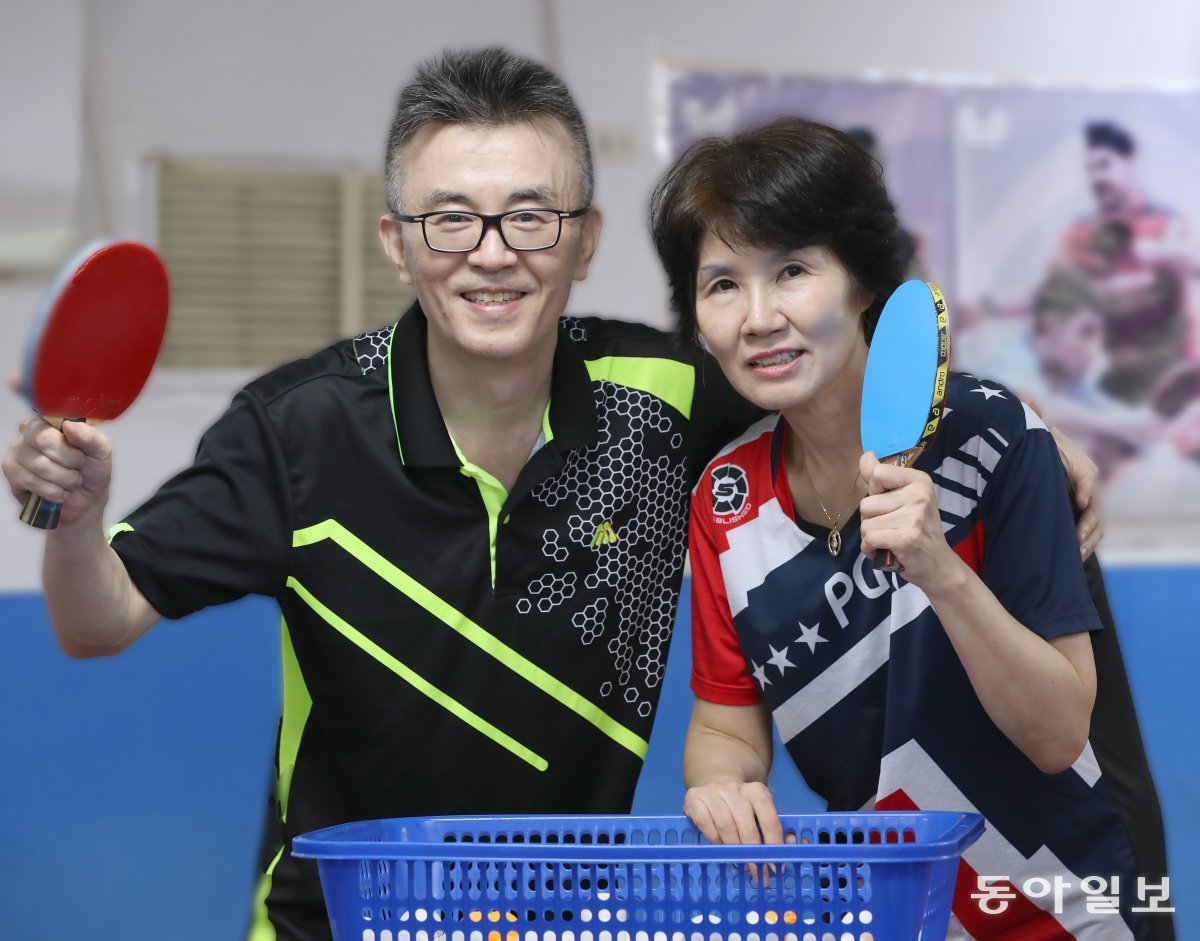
{"left": 293, "top": 812, "right": 984, "bottom": 941}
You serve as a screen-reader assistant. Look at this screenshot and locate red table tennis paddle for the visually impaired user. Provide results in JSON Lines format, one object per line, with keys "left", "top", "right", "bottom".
{"left": 860, "top": 280, "right": 950, "bottom": 572}
{"left": 19, "top": 240, "right": 169, "bottom": 529}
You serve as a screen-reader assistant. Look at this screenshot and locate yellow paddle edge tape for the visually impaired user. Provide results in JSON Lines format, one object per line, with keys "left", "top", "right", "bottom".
{"left": 918, "top": 281, "right": 951, "bottom": 447}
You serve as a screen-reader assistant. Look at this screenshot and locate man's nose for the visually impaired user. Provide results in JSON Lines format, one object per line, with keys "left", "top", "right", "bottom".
{"left": 468, "top": 223, "right": 517, "bottom": 268}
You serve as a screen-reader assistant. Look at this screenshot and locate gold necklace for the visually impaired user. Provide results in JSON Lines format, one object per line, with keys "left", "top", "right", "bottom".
{"left": 804, "top": 464, "right": 861, "bottom": 556}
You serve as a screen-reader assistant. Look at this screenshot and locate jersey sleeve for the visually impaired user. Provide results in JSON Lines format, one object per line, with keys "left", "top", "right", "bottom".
{"left": 980, "top": 406, "right": 1103, "bottom": 640}
{"left": 110, "top": 390, "right": 292, "bottom": 619}
{"left": 688, "top": 475, "right": 761, "bottom": 705}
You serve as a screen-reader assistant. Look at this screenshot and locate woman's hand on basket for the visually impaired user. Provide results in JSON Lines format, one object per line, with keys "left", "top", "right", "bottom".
{"left": 683, "top": 700, "right": 778, "bottom": 849}
{"left": 683, "top": 781, "right": 783, "bottom": 846}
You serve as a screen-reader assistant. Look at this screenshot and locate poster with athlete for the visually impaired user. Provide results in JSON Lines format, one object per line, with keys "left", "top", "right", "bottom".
{"left": 950, "top": 86, "right": 1200, "bottom": 532}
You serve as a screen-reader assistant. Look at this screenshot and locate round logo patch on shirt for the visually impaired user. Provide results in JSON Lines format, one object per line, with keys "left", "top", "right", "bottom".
{"left": 711, "top": 463, "right": 749, "bottom": 516}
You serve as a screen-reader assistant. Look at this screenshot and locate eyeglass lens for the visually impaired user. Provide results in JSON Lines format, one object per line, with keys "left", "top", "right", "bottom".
{"left": 422, "top": 210, "right": 563, "bottom": 251}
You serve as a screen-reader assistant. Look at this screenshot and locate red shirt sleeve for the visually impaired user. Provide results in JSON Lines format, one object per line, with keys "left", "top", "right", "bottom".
{"left": 688, "top": 474, "right": 761, "bottom": 706}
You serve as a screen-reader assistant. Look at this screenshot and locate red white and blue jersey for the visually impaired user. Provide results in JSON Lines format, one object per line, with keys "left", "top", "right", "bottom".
{"left": 690, "top": 372, "right": 1150, "bottom": 940}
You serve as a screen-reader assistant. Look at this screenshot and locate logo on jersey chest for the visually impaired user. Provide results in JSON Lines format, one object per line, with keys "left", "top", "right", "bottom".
{"left": 590, "top": 520, "right": 619, "bottom": 547}
{"left": 711, "top": 463, "right": 750, "bottom": 521}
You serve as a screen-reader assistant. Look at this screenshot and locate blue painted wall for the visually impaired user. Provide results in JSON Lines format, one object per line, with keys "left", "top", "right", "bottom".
{"left": 0, "top": 569, "right": 1193, "bottom": 939}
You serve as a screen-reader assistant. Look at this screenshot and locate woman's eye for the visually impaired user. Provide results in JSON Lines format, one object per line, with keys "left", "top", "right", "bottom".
{"left": 782, "top": 263, "right": 806, "bottom": 279}
{"left": 713, "top": 278, "right": 736, "bottom": 292}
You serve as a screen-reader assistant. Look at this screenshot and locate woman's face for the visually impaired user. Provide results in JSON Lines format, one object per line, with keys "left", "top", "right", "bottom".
{"left": 694, "top": 231, "right": 870, "bottom": 415}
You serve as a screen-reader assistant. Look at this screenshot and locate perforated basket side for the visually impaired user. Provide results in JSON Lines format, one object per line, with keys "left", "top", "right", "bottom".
{"left": 315, "top": 854, "right": 965, "bottom": 941}
{"left": 294, "top": 812, "right": 984, "bottom": 941}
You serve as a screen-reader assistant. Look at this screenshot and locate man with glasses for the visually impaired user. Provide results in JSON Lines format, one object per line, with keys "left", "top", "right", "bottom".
{"left": 3, "top": 48, "right": 763, "bottom": 941}
{"left": 4, "top": 48, "right": 1107, "bottom": 941}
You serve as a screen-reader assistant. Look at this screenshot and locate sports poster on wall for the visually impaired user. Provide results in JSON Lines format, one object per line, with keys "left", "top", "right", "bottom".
{"left": 661, "top": 66, "right": 1200, "bottom": 553}
{"left": 951, "top": 87, "right": 1200, "bottom": 535}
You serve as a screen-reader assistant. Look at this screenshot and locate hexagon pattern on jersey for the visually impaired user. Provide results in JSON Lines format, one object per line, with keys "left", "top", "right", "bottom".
{"left": 357, "top": 316, "right": 690, "bottom": 717}
{"left": 561, "top": 316, "right": 589, "bottom": 343}
{"left": 526, "top": 378, "right": 689, "bottom": 712}
{"left": 354, "top": 326, "right": 393, "bottom": 374}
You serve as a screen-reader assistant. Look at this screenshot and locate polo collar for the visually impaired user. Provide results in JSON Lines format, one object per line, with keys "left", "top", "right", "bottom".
{"left": 387, "top": 302, "right": 599, "bottom": 469}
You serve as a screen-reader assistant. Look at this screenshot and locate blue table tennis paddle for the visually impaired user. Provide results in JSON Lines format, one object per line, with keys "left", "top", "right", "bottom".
{"left": 860, "top": 280, "right": 950, "bottom": 571}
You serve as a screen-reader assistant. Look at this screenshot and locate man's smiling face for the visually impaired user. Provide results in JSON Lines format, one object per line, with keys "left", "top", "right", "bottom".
{"left": 379, "top": 119, "right": 601, "bottom": 367}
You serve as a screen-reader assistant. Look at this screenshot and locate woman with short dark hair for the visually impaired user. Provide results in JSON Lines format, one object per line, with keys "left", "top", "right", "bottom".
{"left": 651, "top": 117, "right": 1162, "bottom": 938}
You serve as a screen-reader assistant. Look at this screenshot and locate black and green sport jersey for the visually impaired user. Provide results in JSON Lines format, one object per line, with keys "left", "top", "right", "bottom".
{"left": 109, "top": 305, "right": 761, "bottom": 941}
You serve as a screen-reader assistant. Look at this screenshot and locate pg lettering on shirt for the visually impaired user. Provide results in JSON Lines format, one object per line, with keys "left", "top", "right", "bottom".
{"left": 823, "top": 553, "right": 904, "bottom": 629}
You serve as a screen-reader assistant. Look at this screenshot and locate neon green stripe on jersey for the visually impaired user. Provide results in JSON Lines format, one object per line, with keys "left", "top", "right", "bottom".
{"left": 448, "top": 436, "right": 507, "bottom": 589}
{"left": 105, "top": 522, "right": 134, "bottom": 543}
{"left": 292, "top": 520, "right": 649, "bottom": 759}
{"left": 247, "top": 622, "right": 311, "bottom": 940}
{"left": 278, "top": 619, "right": 311, "bottom": 821}
{"left": 540, "top": 398, "right": 554, "bottom": 444}
{"left": 584, "top": 356, "right": 696, "bottom": 419}
{"left": 246, "top": 845, "right": 284, "bottom": 941}
{"left": 384, "top": 321, "right": 404, "bottom": 464}
{"left": 285, "top": 575, "right": 548, "bottom": 771}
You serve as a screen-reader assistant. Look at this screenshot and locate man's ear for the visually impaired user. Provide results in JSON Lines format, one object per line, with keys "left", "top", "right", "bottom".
{"left": 378, "top": 214, "right": 414, "bottom": 286}
{"left": 572, "top": 205, "right": 603, "bottom": 282}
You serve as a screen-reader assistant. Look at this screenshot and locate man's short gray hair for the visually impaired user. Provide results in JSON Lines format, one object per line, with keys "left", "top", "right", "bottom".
{"left": 384, "top": 48, "right": 594, "bottom": 215}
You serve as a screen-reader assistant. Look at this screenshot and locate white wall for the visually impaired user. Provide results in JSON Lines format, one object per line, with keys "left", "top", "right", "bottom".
{"left": 3, "top": 0, "right": 1199, "bottom": 589}
{"left": 0, "top": 0, "right": 85, "bottom": 266}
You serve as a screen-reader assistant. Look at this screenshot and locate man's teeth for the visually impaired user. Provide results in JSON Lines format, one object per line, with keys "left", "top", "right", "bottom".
{"left": 464, "top": 291, "right": 522, "bottom": 304}
{"left": 751, "top": 351, "right": 800, "bottom": 367}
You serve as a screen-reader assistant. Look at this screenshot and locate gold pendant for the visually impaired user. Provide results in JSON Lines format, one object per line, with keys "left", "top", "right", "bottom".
{"left": 827, "top": 528, "right": 842, "bottom": 556}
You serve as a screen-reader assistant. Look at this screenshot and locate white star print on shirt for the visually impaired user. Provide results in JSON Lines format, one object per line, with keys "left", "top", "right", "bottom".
{"left": 767, "top": 643, "right": 795, "bottom": 675}
{"left": 971, "top": 383, "right": 1006, "bottom": 401}
{"left": 751, "top": 660, "right": 771, "bottom": 689}
{"left": 795, "top": 620, "right": 827, "bottom": 654}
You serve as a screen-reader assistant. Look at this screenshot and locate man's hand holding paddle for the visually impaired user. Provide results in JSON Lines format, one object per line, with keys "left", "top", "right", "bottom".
{"left": 5, "top": 408, "right": 113, "bottom": 529}
{"left": 2, "top": 240, "right": 168, "bottom": 655}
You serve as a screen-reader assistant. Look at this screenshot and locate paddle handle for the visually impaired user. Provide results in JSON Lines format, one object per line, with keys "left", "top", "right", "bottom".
{"left": 17, "top": 416, "right": 87, "bottom": 531}
{"left": 872, "top": 448, "right": 917, "bottom": 573}
{"left": 20, "top": 491, "right": 62, "bottom": 529}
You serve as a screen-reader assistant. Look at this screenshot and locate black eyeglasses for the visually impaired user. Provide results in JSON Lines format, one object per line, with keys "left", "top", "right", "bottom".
{"left": 393, "top": 207, "right": 590, "bottom": 253}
